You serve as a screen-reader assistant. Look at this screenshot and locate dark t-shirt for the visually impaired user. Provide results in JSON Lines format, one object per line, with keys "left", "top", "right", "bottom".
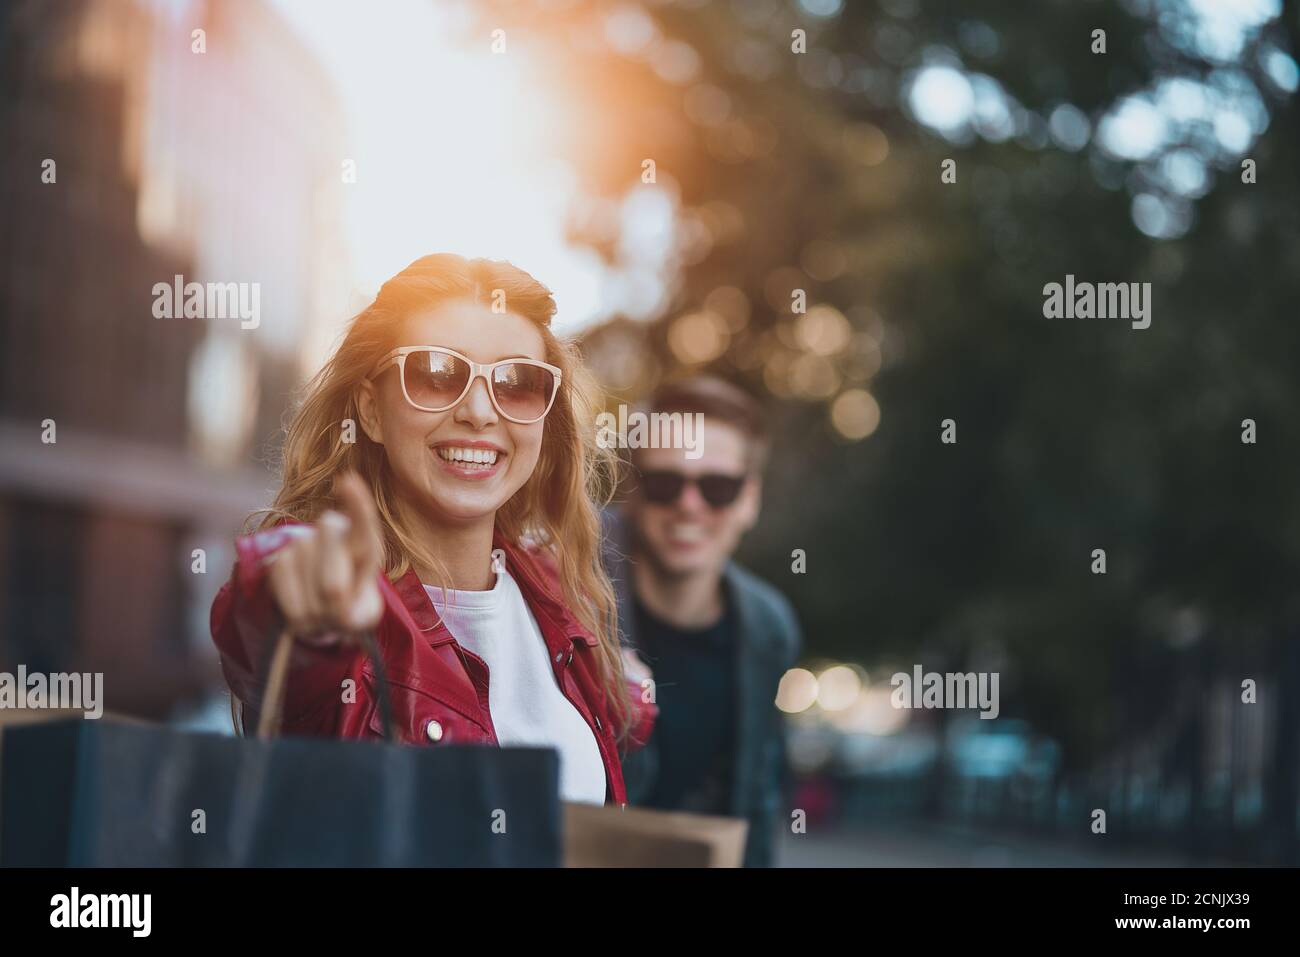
{"left": 633, "top": 593, "right": 736, "bottom": 815}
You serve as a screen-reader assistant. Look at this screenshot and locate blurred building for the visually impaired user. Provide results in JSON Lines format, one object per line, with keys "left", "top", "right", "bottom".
{"left": 0, "top": 0, "right": 348, "bottom": 717}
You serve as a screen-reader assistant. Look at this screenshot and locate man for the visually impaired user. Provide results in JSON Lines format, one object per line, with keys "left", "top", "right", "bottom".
{"left": 604, "top": 376, "right": 802, "bottom": 867}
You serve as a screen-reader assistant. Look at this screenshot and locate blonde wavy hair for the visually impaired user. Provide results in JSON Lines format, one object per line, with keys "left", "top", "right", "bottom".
{"left": 245, "top": 253, "right": 630, "bottom": 738}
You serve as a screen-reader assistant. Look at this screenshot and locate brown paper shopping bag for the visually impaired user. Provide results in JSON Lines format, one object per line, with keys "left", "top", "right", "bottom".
{"left": 563, "top": 802, "right": 748, "bottom": 867}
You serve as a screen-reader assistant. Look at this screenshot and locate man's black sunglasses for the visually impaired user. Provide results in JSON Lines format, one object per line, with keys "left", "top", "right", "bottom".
{"left": 637, "top": 470, "right": 747, "bottom": 509}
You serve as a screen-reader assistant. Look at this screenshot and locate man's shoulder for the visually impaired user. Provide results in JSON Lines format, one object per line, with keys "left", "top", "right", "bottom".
{"left": 725, "top": 562, "right": 802, "bottom": 663}
{"left": 726, "top": 561, "right": 795, "bottom": 619}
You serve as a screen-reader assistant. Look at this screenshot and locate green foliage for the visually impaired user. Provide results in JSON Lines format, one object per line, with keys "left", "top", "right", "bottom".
{"left": 488, "top": 0, "right": 1300, "bottom": 766}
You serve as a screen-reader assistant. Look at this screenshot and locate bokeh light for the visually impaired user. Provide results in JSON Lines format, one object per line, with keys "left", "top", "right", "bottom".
{"left": 667, "top": 310, "right": 730, "bottom": 364}
{"left": 816, "top": 664, "right": 864, "bottom": 711}
{"left": 776, "top": 668, "right": 820, "bottom": 714}
{"left": 796, "top": 304, "right": 852, "bottom": 356}
{"left": 830, "top": 388, "right": 881, "bottom": 440}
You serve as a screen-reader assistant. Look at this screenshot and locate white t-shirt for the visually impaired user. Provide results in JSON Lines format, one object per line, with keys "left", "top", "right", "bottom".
{"left": 423, "top": 570, "right": 607, "bottom": 805}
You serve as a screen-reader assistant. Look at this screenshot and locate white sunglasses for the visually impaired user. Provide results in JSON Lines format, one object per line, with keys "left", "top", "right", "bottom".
{"left": 368, "top": 346, "right": 562, "bottom": 424}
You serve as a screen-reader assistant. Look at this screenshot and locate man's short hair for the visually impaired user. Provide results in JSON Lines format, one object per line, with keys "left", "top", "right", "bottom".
{"left": 639, "top": 375, "right": 769, "bottom": 472}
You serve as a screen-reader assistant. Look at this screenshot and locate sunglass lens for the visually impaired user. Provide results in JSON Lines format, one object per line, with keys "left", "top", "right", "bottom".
{"left": 404, "top": 350, "right": 470, "bottom": 410}
{"left": 641, "top": 471, "right": 687, "bottom": 505}
{"left": 492, "top": 363, "right": 556, "bottom": 422}
{"left": 698, "top": 475, "right": 745, "bottom": 508}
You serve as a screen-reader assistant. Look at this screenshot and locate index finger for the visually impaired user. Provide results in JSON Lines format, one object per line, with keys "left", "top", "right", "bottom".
{"left": 333, "top": 471, "right": 384, "bottom": 575}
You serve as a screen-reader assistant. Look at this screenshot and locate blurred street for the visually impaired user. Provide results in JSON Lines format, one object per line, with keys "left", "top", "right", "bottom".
{"left": 779, "top": 824, "right": 1210, "bottom": 868}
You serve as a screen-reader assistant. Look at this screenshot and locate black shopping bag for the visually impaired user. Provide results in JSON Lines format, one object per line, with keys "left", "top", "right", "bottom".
{"left": 0, "top": 631, "right": 562, "bottom": 867}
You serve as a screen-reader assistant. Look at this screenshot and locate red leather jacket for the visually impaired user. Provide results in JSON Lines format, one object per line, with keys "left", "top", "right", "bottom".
{"left": 210, "top": 522, "right": 654, "bottom": 805}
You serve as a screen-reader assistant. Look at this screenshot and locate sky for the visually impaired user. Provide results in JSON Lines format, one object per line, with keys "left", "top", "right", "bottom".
{"left": 271, "top": 0, "right": 614, "bottom": 334}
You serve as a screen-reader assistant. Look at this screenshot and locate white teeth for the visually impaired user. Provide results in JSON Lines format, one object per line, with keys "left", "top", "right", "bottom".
{"left": 667, "top": 523, "right": 705, "bottom": 542}
{"left": 436, "top": 446, "right": 499, "bottom": 466}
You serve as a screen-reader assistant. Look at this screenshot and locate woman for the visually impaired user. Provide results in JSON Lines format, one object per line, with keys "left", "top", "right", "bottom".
{"left": 210, "top": 253, "right": 653, "bottom": 805}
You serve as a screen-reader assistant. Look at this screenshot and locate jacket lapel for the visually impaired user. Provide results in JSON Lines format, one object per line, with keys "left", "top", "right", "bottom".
{"left": 374, "top": 568, "right": 484, "bottom": 725}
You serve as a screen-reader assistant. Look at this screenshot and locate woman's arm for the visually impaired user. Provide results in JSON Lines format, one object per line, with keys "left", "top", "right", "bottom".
{"left": 210, "top": 526, "right": 359, "bottom": 728}
{"left": 209, "top": 474, "right": 385, "bottom": 730}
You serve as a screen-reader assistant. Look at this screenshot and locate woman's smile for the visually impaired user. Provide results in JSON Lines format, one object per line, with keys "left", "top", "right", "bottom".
{"left": 430, "top": 439, "right": 507, "bottom": 480}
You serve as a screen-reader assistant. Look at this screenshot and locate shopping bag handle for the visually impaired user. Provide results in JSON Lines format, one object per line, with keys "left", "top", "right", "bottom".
{"left": 255, "top": 628, "right": 396, "bottom": 742}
